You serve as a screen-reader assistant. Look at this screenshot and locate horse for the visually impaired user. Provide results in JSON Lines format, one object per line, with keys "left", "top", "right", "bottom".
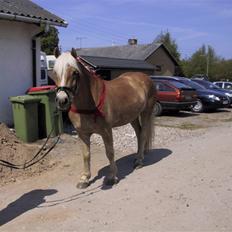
{"left": 52, "top": 48, "right": 156, "bottom": 189}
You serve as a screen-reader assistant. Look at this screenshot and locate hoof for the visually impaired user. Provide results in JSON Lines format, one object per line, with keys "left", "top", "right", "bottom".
{"left": 133, "top": 160, "right": 143, "bottom": 169}
{"left": 104, "top": 177, "right": 119, "bottom": 186}
{"left": 76, "top": 181, "right": 89, "bottom": 189}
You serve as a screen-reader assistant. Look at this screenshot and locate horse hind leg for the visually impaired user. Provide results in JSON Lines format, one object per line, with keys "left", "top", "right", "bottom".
{"left": 133, "top": 98, "right": 155, "bottom": 169}
{"left": 130, "top": 118, "right": 143, "bottom": 169}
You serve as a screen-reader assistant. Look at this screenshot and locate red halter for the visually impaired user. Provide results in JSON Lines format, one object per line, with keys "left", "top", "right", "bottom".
{"left": 69, "top": 57, "right": 106, "bottom": 121}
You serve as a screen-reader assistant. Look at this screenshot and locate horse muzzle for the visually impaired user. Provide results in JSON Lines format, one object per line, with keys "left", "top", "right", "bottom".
{"left": 55, "top": 87, "right": 73, "bottom": 111}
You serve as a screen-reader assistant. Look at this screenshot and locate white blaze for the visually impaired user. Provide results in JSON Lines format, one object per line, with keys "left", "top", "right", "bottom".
{"left": 53, "top": 52, "right": 79, "bottom": 87}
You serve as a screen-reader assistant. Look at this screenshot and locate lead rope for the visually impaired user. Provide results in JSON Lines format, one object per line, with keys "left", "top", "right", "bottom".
{"left": 0, "top": 121, "right": 60, "bottom": 170}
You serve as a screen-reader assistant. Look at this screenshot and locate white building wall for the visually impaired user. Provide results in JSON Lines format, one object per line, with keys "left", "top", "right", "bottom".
{"left": 0, "top": 20, "right": 40, "bottom": 125}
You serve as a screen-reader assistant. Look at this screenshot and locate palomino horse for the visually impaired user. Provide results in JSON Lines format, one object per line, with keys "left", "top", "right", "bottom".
{"left": 52, "top": 48, "right": 156, "bottom": 188}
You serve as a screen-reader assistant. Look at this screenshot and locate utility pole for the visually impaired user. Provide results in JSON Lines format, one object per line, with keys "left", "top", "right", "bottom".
{"left": 76, "top": 37, "right": 86, "bottom": 49}
{"left": 206, "top": 45, "right": 209, "bottom": 77}
{"left": 201, "top": 45, "right": 209, "bottom": 78}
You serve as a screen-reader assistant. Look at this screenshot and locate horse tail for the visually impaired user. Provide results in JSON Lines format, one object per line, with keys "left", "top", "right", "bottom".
{"left": 145, "top": 109, "right": 155, "bottom": 152}
{"left": 143, "top": 97, "right": 155, "bottom": 152}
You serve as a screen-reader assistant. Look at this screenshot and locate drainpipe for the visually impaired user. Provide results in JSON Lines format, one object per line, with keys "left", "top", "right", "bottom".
{"left": 32, "top": 29, "right": 46, "bottom": 86}
{"left": 32, "top": 22, "right": 51, "bottom": 86}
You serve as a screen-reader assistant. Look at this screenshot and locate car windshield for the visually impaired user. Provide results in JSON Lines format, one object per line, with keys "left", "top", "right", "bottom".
{"left": 194, "top": 80, "right": 219, "bottom": 89}
{"left": 48, "top": 60, "right": 55, "bottom": 69}
{"left": 180, "top": 79, "right": 205, "bottom": 90}
{"left": 168, "top": 80, "right": 193, "bottom": 89}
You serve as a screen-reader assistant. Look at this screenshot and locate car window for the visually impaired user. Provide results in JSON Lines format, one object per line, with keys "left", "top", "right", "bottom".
{"left": 152, "top": 76, "right": 204, "bottom": 90}
{"left": 215, "top": 82, "right": 223, "bottom": 88}
{"left": 156, "top": 82, "right": 175, "bottom": 92}
{"left": 194, "top": 80, "right": 219, "bottom": 89}
{"left": 181, "top": 80, "right": 205, "bottom": 90}
{"left": 48, "top": 60, "right": 55, "bottom": 69}
{"left": 225, "top": 83, "right": 232, "bottom": 89}
{"left": 168, "top": 80, "right": 192, "bottom": 89}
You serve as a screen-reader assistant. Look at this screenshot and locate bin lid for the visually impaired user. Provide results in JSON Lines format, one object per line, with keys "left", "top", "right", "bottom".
{"left": 9, "top": 95, "right": 41, "bottom": 104}
{"left": 27, "top": 85, "right": 56, "bottom": 93}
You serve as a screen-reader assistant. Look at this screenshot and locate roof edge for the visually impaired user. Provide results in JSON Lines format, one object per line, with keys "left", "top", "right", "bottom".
{"left": 80, "top": 55, "right": 155, "bottom": 70}
{"left": 79, "top": 56, "right": 97, "bottom": 69}
{"left": 80, "top": 55, "right": 152, "bottom": 62}
{"left": 160, "top": 44, "right": 179, "bottom": 65}
{"left": 146, "top": 43, "right": 179, "bottom": 65}
{"left": 144, "top": 42, "right": 162, "bottom": 60}
{"left": 0, "top": 12, "right": 68, "bottom": 27}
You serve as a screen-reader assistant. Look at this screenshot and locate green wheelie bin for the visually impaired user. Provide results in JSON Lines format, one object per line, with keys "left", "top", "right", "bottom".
{"left": 9, "top": 95, "right": 41, "bottom": 142}
{"left": 27, "top": 86, "right": 63, "bottom": 139}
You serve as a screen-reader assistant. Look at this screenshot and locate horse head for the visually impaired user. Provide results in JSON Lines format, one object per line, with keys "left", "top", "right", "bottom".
{"left": 52, "top": 48, "right": 80, "bottom": 111}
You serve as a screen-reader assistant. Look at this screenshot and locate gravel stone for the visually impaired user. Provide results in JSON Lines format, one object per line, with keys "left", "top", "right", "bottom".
{"left": 90, "top": 124, "right": 205, "bottom": 153}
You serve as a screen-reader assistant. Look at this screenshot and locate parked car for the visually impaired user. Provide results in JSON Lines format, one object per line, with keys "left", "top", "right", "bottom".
{"left": 192, "top": 74, "right": 209, "bottom": 80}
{"left": 152, "top": 79, "right": 197, "bottom": 116}
{"left": 213, "top": 81, "right": 232, "bottom": 90}
{"left": 191, "top": 78, "right": 232, "bottom": 106}
{"left": 151, "top": 76, "right": 230, "bottom": 113}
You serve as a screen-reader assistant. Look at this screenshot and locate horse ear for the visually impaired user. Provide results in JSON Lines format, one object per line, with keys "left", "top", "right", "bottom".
{"left": 54, "top": 47, "right": 61, "bottom": 58}
{"left": 71, "top": 48, "right": 77, "bottom": 58}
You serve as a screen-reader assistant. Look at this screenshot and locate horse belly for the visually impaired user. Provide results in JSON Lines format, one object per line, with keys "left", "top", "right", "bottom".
{"left": 110, "top": 99, "right": 146, "bottom": 127}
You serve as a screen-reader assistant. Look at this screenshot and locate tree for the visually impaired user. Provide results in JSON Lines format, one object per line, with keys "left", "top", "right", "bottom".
{"left": 212, "top": 59, "right": 232, "bottom": 81}
{"left": 154, "top": 31, "right": 181, "bottom": 63}
{"left": 41, "top": 26, "right": 59, "bottom": 55}
{"left": 182, "top": 45, "right": 221, "bottom": 80}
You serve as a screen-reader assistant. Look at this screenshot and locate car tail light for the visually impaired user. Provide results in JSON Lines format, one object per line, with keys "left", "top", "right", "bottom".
{"left": 176, "top": 89, "right": 181, "bottom": 101}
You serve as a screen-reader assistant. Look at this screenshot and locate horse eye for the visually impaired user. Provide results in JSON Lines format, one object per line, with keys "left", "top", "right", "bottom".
{"left": 73, "top": 71, "right": 79, "bottom": 78}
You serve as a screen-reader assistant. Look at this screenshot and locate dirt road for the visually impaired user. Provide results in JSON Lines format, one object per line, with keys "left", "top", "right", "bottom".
{"left": 1, "top": 111, "right": 232, "bottom": 231}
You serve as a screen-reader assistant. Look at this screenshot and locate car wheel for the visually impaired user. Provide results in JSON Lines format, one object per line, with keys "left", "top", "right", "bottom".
{"left": 154, "top": 102, "right": 162, "bottom": 116}
{"left": 192, "top": 99, "right": 204, "bottom": 113}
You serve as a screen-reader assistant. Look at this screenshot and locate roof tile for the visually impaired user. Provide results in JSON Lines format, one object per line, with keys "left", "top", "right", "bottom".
{"left": 0, "top": 0, "right": 67, "bottom": 26}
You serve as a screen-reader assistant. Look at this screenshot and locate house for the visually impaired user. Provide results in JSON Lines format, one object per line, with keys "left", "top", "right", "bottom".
{"left": 0, "top": 0, "right": 67, "bottom": 125}
{"left": 76, "top": 39, "right": 179, "bottom": 80}
{"left": 80, "top": 56, "right": 155, "bottom": 80}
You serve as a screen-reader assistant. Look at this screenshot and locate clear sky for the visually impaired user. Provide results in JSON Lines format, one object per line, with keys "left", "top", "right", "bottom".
{"left": 33, "top": 0, "right": 232, "bottom": 59}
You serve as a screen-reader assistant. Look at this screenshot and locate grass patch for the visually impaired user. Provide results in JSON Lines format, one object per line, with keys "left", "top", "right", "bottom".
{"left": 221, "top": 117, "right": 232, "bottom": 122}
{"left": 178, "top": 123, "right": 204, "bottom": 130}
{"left": 155, "top": 122, "right": 205, "bottom": 130}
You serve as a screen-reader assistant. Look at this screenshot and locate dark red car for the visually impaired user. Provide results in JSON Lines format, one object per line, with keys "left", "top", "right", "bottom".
{"left": 153, "top": 79, "right": 197, "bottom": 115}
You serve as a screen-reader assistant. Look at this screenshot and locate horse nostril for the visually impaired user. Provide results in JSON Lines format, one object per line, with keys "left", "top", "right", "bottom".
{"left": 64, "top": 98, "right": 68, "bottom": 104}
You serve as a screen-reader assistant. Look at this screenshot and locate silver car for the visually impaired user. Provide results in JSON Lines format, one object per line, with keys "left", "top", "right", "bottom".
{"left": 214, "top": 81, "right": 232, "bottom": 90}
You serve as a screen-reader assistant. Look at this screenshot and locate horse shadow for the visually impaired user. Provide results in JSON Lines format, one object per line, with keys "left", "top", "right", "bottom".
{"left": 90, "top": 148, "right": 172, "bottom": 190}
{"left": 0, "top": 189, "right": 57, "bottom": 227}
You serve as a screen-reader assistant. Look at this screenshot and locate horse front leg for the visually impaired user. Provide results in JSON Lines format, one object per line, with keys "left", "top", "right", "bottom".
{"left": 102, "top": 129, "right": 118, "bottom": 186}
{"left": 77, "top": 133, "right": 91, "bottom": 189}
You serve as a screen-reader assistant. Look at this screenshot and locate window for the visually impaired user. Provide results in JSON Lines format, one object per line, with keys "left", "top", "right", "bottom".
{"left": 225, "top": 83, "right": 232, "bottom": 89}
{"left": 215, "top": 82, "right": 222, "bottom": 88}
{"left": 48, "top": 60, "right": 55, "bottom": 69}
{"left": 168, "top": 80, "right": 192, "bottom": 89}
{"left": 155, "top": 65, "right": 162, "bottom": 72}
{"left": 156, "top": 82, "right": 175, "bottom": 92}
{"left": 41, "top": 69, "right": 46, "bottom": 80}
